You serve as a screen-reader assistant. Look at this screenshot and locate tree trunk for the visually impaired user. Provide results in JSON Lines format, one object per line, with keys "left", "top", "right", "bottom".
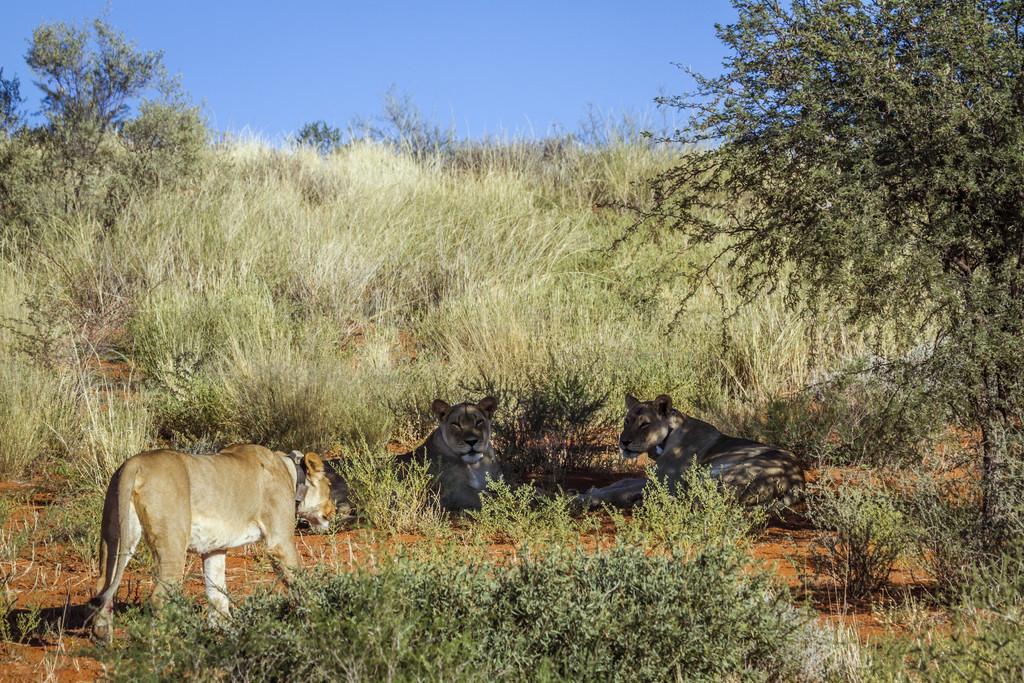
{"left": 980, "top": 415, "right": 1010, "bottom": 548}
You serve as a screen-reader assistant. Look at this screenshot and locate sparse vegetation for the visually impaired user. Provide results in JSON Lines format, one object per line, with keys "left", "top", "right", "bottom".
{"left": 337, "top": 445, "right": 448, "bottom": 537}
{"left": 3, "top": 4, "right": 1022, "bottom": 680}
{"left": 807, "top": 471, "right": 915, "bottom": 600}
{"left": 609, "top": 465, "right": 764, "bottom": 553}
{"left": 468, "top": 477, "right": 578, "bottom": 547}
{"left": 98, "top": 544, "right": 848, "bottom": 683}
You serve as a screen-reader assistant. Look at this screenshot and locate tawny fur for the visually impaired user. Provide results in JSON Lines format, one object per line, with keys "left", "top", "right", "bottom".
{"left": 90, "top": 444, "right": 335, "bottom": 640}
{"left": 395, "top": 397, "right": 501, "bottom": 511}
{"left": 581, "top": 394, "right": 805, "bottom": 512}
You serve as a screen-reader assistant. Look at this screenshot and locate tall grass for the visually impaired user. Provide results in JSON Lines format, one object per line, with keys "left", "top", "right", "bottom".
{"left": 0, "top": 130, "right": 890, "bottom": 484}
{"left": 0, "top": 360, "right": 61, "bottom": 478}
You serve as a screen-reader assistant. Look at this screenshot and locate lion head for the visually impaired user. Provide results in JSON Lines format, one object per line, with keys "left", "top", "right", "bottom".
{"left": 294, "top": 452, "right": 337, "bottom": 531}
{"left": 431, "top": 396, "right": 498, "bottom": 464}
{"left": 618, "top": 393, "right": 676, "bottom": 460}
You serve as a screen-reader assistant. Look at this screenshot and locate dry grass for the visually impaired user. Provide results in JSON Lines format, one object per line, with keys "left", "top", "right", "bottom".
{"left": 0, "top": 134, "right": 884, "bottom": 483}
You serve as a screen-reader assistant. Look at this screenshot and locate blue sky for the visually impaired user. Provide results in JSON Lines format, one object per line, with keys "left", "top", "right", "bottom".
{"left": 0, "top": 1, "right": 738, "bottom": 142}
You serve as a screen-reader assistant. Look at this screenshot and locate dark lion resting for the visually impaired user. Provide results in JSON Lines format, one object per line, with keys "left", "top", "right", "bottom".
{"left": 395, "top": 396, "right": 502, "bottom": 511}
{"left": 579, "top": 394, "right": 805, "bottom": 511}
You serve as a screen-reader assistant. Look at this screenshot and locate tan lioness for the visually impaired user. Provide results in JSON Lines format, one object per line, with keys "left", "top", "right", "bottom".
{"left": 395, "top": 397, "right": 502, "bottom": 511}
{"left": 90, "top": 444, "right": 336, "bottom": 640}
{"left": 580, "top": 394, "right": 805, "bottom": 511}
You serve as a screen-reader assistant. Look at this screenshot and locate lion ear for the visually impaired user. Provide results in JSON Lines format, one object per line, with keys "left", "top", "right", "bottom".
{"left": 653, "top": 394, "right": 673, "bottom": 417}
{"left": 625, "top": 394, "right": 639, "bottom": 411}
{"left": 303, "top": 452, "right": 325, "bottom": 475}
{"left": 477, "top": 396, "right": 498, "bottom": 420}
{"left": 430, "top": 399, "right": 452, "bottom": 423}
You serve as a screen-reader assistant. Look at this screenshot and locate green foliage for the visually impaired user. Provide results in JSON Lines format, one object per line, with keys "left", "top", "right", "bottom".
{"left": 0, "top": 492, "right": 36, "bottom": 574}
{"left": 652, "top": 0, "right": 1024, "bottom": 532}
{"left": 0, "top": 596, "right": 43, "bottom": 646}
{"left": 730, "top": 362, "right": 945, "bottom": 468}
{"left": 294, "top": 120, "right": 343, "bottom": 156}
{"left": 26, "top": 16, "right": 163, "bottom": 133}
{"left": 468, "top": 477, "right": 577, "bottom": 546}
{"left": 0, "top": 67, "right": 23, "bottom": 135}
{"left": 1, "top": 13, "right": 207, "bottom": 241}
{"left": 150, "top": 378, "right": 230, "bottom": 448}
{"left": 116, "top": 93, "right": 208, "bottom": 193}
{"left": 470, "top": 353, "right": 615, "bottom": 479}
{"left": 807, "top": 472, "right": 914, "bottom": 600}
{"left": 907, "top": 459, "right": 1024, "bottom": 593}
{"left": 611, "top": 465, "right": 763, "bottom": 552}
{"left": 874, "top": 544, "right": 1024, "bottom": 681}
{"left": 218, "top": 346, "right": 394, "bottom": 453}
{"left": 337, "top": 445, "right": 448, "bottom": 536}
{"left": 98, "top": 543, "right": 841, "bottom": 682}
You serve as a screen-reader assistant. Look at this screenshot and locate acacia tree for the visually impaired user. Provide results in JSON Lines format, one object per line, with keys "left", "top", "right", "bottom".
{"left": 649, "top": 0, "right": 1023, "bottom": 536}
{"left": 0, "top": 14, "right": 207, "bottom": 232}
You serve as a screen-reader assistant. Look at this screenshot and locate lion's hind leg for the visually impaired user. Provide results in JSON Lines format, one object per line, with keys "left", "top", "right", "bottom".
{"left": 574, "top": 477, "right": 648, "bottom": 511}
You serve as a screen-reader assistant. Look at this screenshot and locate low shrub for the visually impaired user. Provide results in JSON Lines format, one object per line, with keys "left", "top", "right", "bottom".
{"left": 468, "top": 477, "right": 577, "bottom": 547}
{"left": 610, "top": 465, "right": 764, "bottom": 553}
{"left": 874, "top": 543, "right": 1024, "bottom": 681}
{"left": 906, "top": 458, "right": 1024, "bottom": 594}
{"left": 807, "top": 471, "right": 914, "bottom": 600}
{"left": 468, "top": 353, "right": 614, "bottom": 480}
{"left": 150, "top": 377, "right": 230, "bottom": 448}
{"left": 99, "top": 543, "right": 848, "bottom": 682}
{"left": 336, "top": 445, "right": 447, "bottom": 537}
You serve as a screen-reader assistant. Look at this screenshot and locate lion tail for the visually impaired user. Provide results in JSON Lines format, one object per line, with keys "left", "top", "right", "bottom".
{"left": 94, "top": 457, "right": 143, "bottom": 609}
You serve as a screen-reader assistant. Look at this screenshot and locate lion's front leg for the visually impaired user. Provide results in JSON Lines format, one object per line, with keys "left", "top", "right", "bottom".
{"left": 574, "top": 478, "right": 648, "bottom": 510}
{"left": 201, "top": 550, "right": 230, "bottom": 626}
{"left": 442, "top": 484, "right": 488, "bottom": 511}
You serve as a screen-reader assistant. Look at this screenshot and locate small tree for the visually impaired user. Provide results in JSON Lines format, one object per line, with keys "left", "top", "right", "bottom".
{"left": 350, "top": 86, "right": 455, "bottom": 160}
{"left": 294, "top": 120, "right": 343, "bottom": 156}
{"left": 26, "top": 17, "right": 163, "bottom": 134}
{"left": 648, "top": 0, "right": 1023, "bottom": 539}
{"left": 22, "top": 14, "right": 183, "bottom": 212}
{"left": 1, "top": 14, "right": 206, "bottom": 230}
{"left": 0, "top": 67, "right": 24, "bottom": 135}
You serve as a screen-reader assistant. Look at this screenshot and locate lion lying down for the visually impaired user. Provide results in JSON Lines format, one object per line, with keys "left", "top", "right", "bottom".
{"left": 395, "top": 396, "right": 502, "bottom": 511}
{"left": 579, "top": 394, "right": 805, "bottom": 512}
{"left": 90, "top": 444, "right": 336, "bottom": 640}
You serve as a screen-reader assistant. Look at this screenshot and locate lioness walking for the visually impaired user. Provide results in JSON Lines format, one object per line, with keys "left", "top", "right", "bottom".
{"left": 90, "top": 444, "right": 336, "bottom": 640}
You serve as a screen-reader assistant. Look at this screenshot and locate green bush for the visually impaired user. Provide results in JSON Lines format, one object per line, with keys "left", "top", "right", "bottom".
{"left": 807, "top": 472, "right": 914, "bottom": 600}
{"left": 907, "top": 459, "right": 1024, "bottom": 594}
{"left": 874, "top": 544, "right": 1024, "bottom": 681}
{"left": 219, "top": 346, "right": 393, "bottom": 453}
{"left": 336, "top": 445, "right": 447, "bottom": 536}
{"left": 610, "top": 465, "right": 764, "bottom": 553}
{"left": 469, "top": 352, "right": 614, "bottom": 480}
{"left": 468, "top": 477, "right": 577, "bottom": 547}
{"left": 99, "top": 543, "right": 844, "bottom": 682}
{"left": 293, "top": 120, "right": 343, "bottom": 156}
{"left": 150, "top": 377, "right": 230, "bottom": 447}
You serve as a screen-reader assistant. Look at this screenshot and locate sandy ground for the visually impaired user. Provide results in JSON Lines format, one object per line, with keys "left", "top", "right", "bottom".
{"left": 0, "top": 470, "right": 939, "bottom": 681}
